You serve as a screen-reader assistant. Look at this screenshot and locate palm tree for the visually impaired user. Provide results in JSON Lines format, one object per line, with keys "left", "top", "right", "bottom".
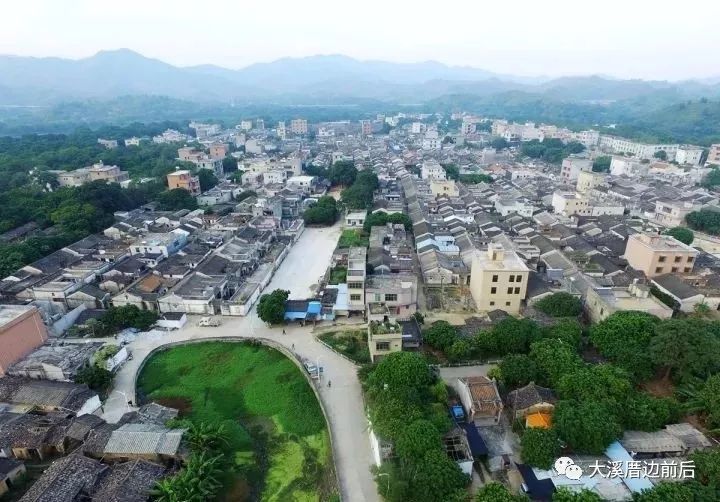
{"left": 186, "top": 421, "right": 229, "bottom": 452}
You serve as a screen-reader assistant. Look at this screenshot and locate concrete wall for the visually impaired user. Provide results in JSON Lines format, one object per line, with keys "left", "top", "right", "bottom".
{"left": 0, "top": 308, "right": 48, "bottom": 376}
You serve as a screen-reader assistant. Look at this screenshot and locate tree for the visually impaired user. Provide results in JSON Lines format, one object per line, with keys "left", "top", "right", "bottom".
{"left": 423, "top": 321, "right": 459, "bottom": 352}
{"left": 535, "top": 293, "right": 582, "bottom": 317}
{"left": 680, "top": 374, "right": 720, "bottom": 430}
{"left": 363, "top": 211, "right": 412, "bottom": 232}
{"left": 491, "top": 138, "right": 510, "bottom": 151}
{"left": 552, "top": 488, "right": 602, "bottom": 501}
{"left": 544, "top": 319, "right": 583, "bottom": 348}
{"left": 447, "top": 339, "right": 473, "bottom": 362}
{"left": 156, "top": 188, "right": 198, "bottom": 210}
{"left": 520, "top": 428, "right": 559, "bottom": 469}
{"left": 686, "top": 209, "right": 720, "bottom": 236}
{"left": 328, "top": 160, "right": 357, "bottom": 186}
{"left": 221, "top": 156, "right": 237, "bottom": 173}
{"left": 257, "top": 289, "right": 289, "bottom": 325}
{"left": 407, "top": 448, "right": 468, "bottom": 502}
{"left": 99, "top": 305, "right": 158, "bottom": 334}
{"left": 370, "top": 393, "right": 425, "bottom": 440}
{"left": 554, "top": 400, "right": 622, "bottom": 454}
{"left": 459, "top": 173, "right": 493, "bottom": 184}
{"left": 51, "top": 201, "right": 100, "bottom": 235}
{"left": 649, "top": 319, "right": 720, "bottom": 381}
{"left": 303, "top": 196, "right": 338, "bottom": 225}
{"left": 491, "top": 317, "right": 542, "bottom": 355}
{"left": 74, "top": 365, "right": 113, "bottom": 397}
{"left": 665, "top": 227, "right": 694, "bottom": 245}
{"left": 691, "top": 447, "right": 720, "bottom": 486}
{"left": 395, "top": 419, "right": 442, "bottom": 463}
{"left": 367, "top": 352, "right": 434, "bottom": 393}
{"left": 530, "top": 339, "right": 583, "bottom": 387}
{"left": 631, "top": 481, "right": 706, "bottom": 501}
{"left": 592, "top": 156, "right": 612, "bottom": 172}
{"left": 186, "top": 422, "right": 230, "bottom": 452}
{"left": 702, "top": 167, "right": 720, "bottom": 188}
{"left": 653, "top": 150, "right": 668, "bottom": 160}
{"left": 442, "top": 163, "right": 460, "bottom": 180}
{"left": 498, "top": 354, "right": 539, "bottom": 388}
{"left": 557, "top": 364, "right": 632, "bottom": 403}
{"left": 197, "top": 169, "right": 218, "bottom": 191}
{"left": 475, "top": 482, "right": 527, "bottom": 501}
{"left": 589, "top": 311, "right": 661, "bottom": 381}
{"left": 621, "top": 394, "right": 679, "bottom": 432}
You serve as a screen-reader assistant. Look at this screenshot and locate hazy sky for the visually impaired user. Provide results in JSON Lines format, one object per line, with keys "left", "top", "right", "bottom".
{"left": 3, "top": 0, "right": 720, "bottom": 81}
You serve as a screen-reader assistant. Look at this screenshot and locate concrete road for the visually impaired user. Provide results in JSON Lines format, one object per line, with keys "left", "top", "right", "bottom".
{"left": 102, "top": 223, "right": 379, "bottom": 502}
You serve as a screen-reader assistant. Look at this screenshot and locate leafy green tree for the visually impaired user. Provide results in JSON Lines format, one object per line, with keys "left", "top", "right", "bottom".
{"left": 491, "top": 138, "right": 510, "bottom": 151}
{"left": 520, "top": 428, "right": 560, "bottom": 469}
{"left": 554, "top": 400, "right": 622, "bottom": 454}
{"left": 492, "top": 317, "right": 542, "bottom": 355}
{"left": 370, "top": 393, "right": 424, "bottom": 440}
{"left": 442, "top": 163, "right": 460, "bottom": 180}
{"left": 51, "top": 201, "right": 100, "bottom": 235}
{"left": 186, "top": 422, "right": 230, "bottom": 452}
{"left": 691, "top": 447, "right": 720, "bottom": 486}
{"left": 592, "top": 156, "right": 612, "bottom": 172}
{"left": 557, "top": 364, "right": 632, "bottom": 403}
{"left": 475, "top": 482, "right": 527, "bottom": 501}
{"left": 535, "top": 293, "right": 582, "bottom": 317}
{"left": 459, "top": 173, "right": 493, "bottom": 184}
{"left": 498, "top": 354, "right": 539, "bottom": 388}
{"left": 100, "top": 305, "right": 158, "bottom": 333}
{"left": 328, "top": 160, "right": 357, "bottom": 186}
{"left": 367, "top": 352, "right": 434, "bottom": 393}
{"left": 653, "top": 150, "right": 668, "bottom": 160}
{"left": 702, "top": 167, "right": 720, "bottom": 188}
{"left": 544, "top": 319, "right": 583, "bottom": 348}
{"left": 530, "top": 339, "right": 583, "bottom": 387}
{"left": 303, "top": 196, "right": 338, "bottom": 225}
{"left": 621, "top": 394, "right": 679, "bottom": 432}
{"left": 650, "top": 319, "right": 720, "bottom": 381}
{"left": 407, "top": 448, "right": 468, "bottom": 502}
{"left": 552, "top": 488, "right": 602, "bottom": 501}
{"left": 156, "top": 188, "right": 198, "bottom": 210}
{"left": 423, "top": 321, "right": 459, "bottom": 351}
{"left": 589, "top": 311, "right": 661, "bottom": 381}
{"left": 257, "top": 289, "right": 289, "bottom": 325}
{"left": 631, "top": 481, "right": 703, "bottom": 501}
{"left": 395, "top": 419, "right": 442, "bottom": 463}
{"left": 197, "top": 169, "right": 218, "bottom": 191}
{"left": 680, "top": 374, "right": 720, "bottom": 430}
{"left": 447, "top": 339, "right": 473, "bottom": 362}
{"left": 74, "top": 365, "right": 113, "bottom": 397}
{"left": 665, "top": 227, "right": 694, "bottom": 245}
{"left": 221, "top": 156, "right": 237, "bottom": 173}
{"left": 363, "top": 211, "right": 412, "bottom": 232}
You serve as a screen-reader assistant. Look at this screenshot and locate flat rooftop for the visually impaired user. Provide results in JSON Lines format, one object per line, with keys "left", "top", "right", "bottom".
{"left": 630, "top": 233, "right": 697, "bottom": 253}
{"left": 0, "top": 304, "right": 37, "bottom": 327}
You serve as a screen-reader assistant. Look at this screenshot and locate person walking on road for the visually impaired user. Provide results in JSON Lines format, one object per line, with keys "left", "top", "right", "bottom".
{"left": 282, "top": 329, "right": 286, "bottom": 335}
{"left": 327, "top": 380, "right": 331, "bottom": 388}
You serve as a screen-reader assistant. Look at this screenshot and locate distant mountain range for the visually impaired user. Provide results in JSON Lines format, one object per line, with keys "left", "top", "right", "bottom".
{"left": 1, "top": 49, "right": 719, "bottom": 106}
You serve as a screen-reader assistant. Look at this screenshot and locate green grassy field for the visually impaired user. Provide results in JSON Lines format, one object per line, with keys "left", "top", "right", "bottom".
{"left": 337, "top": 229, "right": 369, "bottom": 248}
{"left": 318, "top": 330, "right": 370, "bottom": 364}
{"left": 137, "top": 341, "right": 335, "bottom": 501}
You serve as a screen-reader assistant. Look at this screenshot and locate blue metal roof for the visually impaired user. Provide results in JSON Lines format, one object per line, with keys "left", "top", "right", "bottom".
{"left": 604, "top": 441, "right": 653, "bottom": 493}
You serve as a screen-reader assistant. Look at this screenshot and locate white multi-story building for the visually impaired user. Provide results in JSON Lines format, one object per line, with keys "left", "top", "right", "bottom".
{"left": 422, "top": 130, "right": 441, "bottom": 150}
{"left": 599, "top": 135, "right": 679, "bottom": 160}
{"left": 240, "top": 120, "right": 253, "bottom": 131}
{"left": 420, "top": 160, "right": 446, "bottom": 180}
{"left": 277, "top": 121, "right": 287, "bottom": 139}
{"left": 610, "top": 156, "right": 649, "bottom": 177}
{"left": 676, "top": 146, "right": 704, "bottom": 166}
{"left": 708, "top": 144, "right": 720, "bottom": 165}
{"left": 560, "top": 157, "right": 593, "bottom": 182}
{"left": 411, "top": 122, "right": 426, "bottom": 135}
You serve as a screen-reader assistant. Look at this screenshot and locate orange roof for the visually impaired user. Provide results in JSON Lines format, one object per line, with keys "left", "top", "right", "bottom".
{"left": 526, "top": 412, "right": 552, "bottom": 429}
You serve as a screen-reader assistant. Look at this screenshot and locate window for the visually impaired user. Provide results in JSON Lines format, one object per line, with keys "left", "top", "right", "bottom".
{"left": 374, "top": 294, "right": 381, "bottom": 302}
{"left": 492, "top": 275, "right": 498, "bottom": 283}
{"left": 658, "top": 256, "right": 666, "bottom": 263}
{"left": 507, "top": 287, "right": 513, "bottom": 294}
{"left": 671, "top": 267, "right": 678, "bottom": 273}
{"left": 674, "top": 256, "right": 682, "bottom": 263}
{"left": 655, "top": 267, "right": 663, "bottom": 274}
{"left": 509, "top": 275, "right": 515, "bottom": 283}
{"left": 491, "top": 287, "right": 497, "bottom": 294}
{"left": 376, "top": 342, "right": 390, "bottom": 351}
{"left": 514, "top": 287, "right": 520, "bottom": 294}
{"left": 385, "top": 294, "right": 398, "bottom": 302}
{"left": 687, "top": 256, "right": 694, "bottom": 263}
{"left": 515, "top": 275, "right": 523, "bottom": 283}
{"left": 684, "top": 267, "right": 692, "bottom": 273}
{"left": 350, "top": 294, "right": 361, "bottom": 301}
{"left": 489, "top": 301, "right": 495, "bottom": 306}
{"left": 348, "top": 282, "right": 363, "bottom": 289}
{"left": 506, "top": 301, "right": 511, "bottom": 306}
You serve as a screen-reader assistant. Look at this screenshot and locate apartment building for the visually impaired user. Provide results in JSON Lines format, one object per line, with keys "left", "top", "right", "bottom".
{"left": 290, "top": 119, "right": 308, "bottom": 135}
{"left": 624, "top": 233, "right": 698, "bottom": 278}
{"left": 610, "top": 156, "right": 649, "bottom": 177}
{"left": 708, "top": 144, "right": 720, "bottom": 165}
{"left": 469, "top": 245, "right": 530, "bottom": 314}
{"left": 167, "top": 170, "right": 201, "bottom": 196}
{"left": 560, "top": 157, "right": 592, "bottom": 183}
{"left": 551, "top": 192, "right": 591, "bottom": 217}
{"left": 576, "top": 171, "right": 605, "bottom": 193}
{"left": 347, "top": 247, "right": 367, "bottom": 313}
{"left": 599, "top": 135, "right": 679, "bottom": 160}
{"left": 676, "top": 146, "right": 704, "bottom": 166}
{"left": 209, "top": 143, "right": 229, "bottom": 159}
{"left": 360, "top": 119, "right": 372, "bottom": 136}
{"left": 429, "top": 179, "right": 459, "bottom": 197}
{"left": 653, "top": 199, "right": 700, "bottom": 228}
{"left": 0, "top": 305, "right": 48, "bottom": 376}
{"left": 87, "top": 162, "right": 130, "bottom": 184}
{"left": 586, "top": 283, "right": 673, "bottom": 323}
{"left": 420, "top": 160, "right": 446, "bottom": 180}
{"left": 365, "top": 273, "right": 418, "bottom": 322}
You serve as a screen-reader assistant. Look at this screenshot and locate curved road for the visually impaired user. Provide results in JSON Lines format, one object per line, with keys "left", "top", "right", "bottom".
{"left": 103, "top": 224, "right": 379, "bottom": 502}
